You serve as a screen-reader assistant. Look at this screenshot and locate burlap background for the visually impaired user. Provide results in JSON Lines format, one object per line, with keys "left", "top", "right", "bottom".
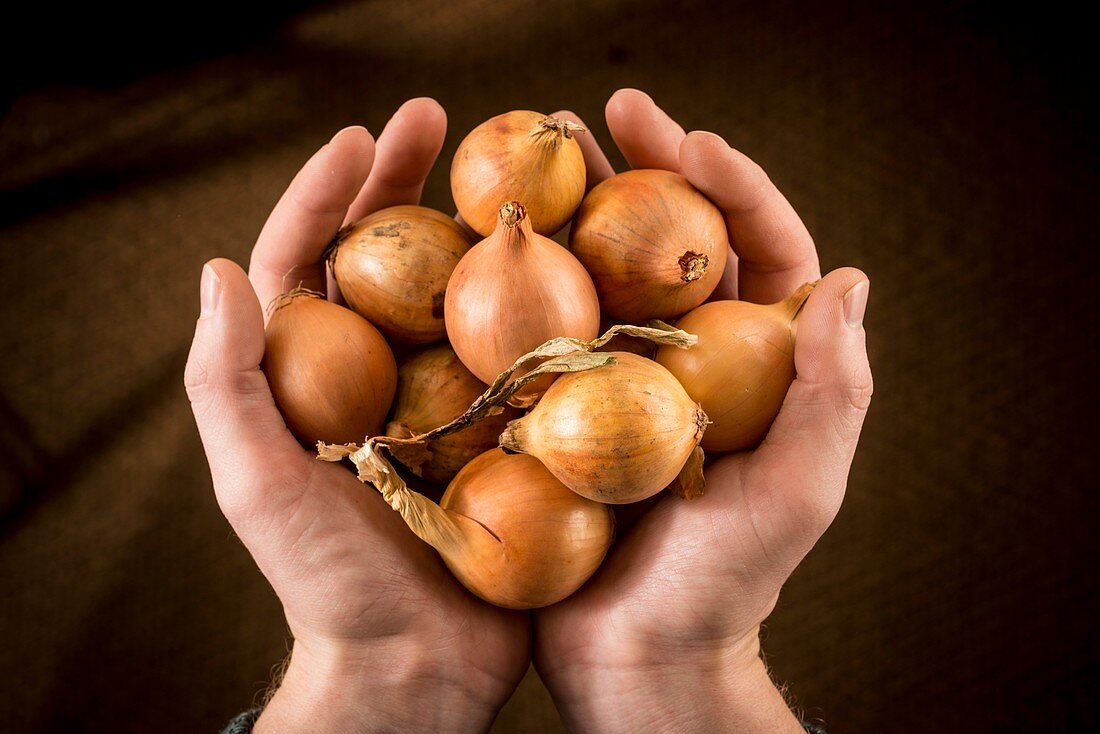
{"left": 1, "top": 1, "right": 1095, "bottom": 731}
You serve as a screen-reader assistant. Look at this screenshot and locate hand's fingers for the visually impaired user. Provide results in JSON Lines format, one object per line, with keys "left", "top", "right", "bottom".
{"left": 249, "top": 126, "right": 375, "bottom": 314}
{"left": 731, "top": 268, "right": 872, "bottom": 565}
{"left": 550, "top": 109, "right": 615, "bottom": 190}
{"left": 679, "top": 131, "right": 820, "bottom": 304}
{"left": 605, "top": 88, "right": 685, "bottom": 172}
{"left": 184, "top": 259, "right": 310, "bottom": 530}
{"left": 345, "top": 98, "right": 447, "bottom": 224}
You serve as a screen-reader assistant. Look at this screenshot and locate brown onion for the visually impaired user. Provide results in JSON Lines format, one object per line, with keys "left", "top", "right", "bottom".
{"left": 333, "top": 446, "right": 614, "bottom": 609}
{"left": 451, "top": 111, "right": 586, "bottom": 237}
{"left": 445, "top": 202, "right": 600, "bottom": 394}
{"left": 655, "top": 283, "right": 815, "bottom": 453}
{"left": 569, "top": 169, "right": 729, "bottom": 322}
{"left": 263, "top": 289, "right": 396, "bottom": 446}
{"left": 499, "top": 351, "right": 707, "bottom": 504}
{"left": 436, "top": 449, "right": 614, "bottom": 608}
{"left": 329, "top": 205, "right": 472, "bottom": 345}
{"left": 386, "top": 346, "right": 521, "bottom": 484}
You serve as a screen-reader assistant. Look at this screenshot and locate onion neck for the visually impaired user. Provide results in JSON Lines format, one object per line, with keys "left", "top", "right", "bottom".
{"left": 530, "top": 116, "right": 585, "bottom": 147}
{"left": 498, "top": 418, "right": 528, "bottom": 454}
{"left": 380, "top": 475, "right": 497, "bottom": 558}
{"left": 496, "top": 202, "right": 534, "bottom": 252}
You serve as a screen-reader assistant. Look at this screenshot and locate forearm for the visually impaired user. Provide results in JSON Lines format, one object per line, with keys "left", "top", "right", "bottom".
{"left": 254, "top": 639, "right": 502, "bottom": 734}
{"left": 540, "top": 643, "right": 803, "bottom": 734}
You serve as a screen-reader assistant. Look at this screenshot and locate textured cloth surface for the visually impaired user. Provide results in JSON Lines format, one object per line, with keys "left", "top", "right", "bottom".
{"left": 0, "top": 1, "right": 1095, "bottom": 732}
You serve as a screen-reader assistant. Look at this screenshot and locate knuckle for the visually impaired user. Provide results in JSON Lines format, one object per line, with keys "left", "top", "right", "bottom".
{"left": 185, "top": 358, "right": 271, "bottom": 408}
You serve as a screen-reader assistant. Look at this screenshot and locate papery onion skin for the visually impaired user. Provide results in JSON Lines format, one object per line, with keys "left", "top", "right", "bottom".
{"left": 263, "top": 291, "right": 396, "bottom": 446}
{"left": 499, "top": 351, "right": 707, "bottom": 504}
{"left": 655, "top": 284, "right": 814, "bottom": 453}
{"left": 569, "top": 169, "right": 729, "bottom": 322}
{"left": 386, "top": 346, "right": 521, "bottom": 484}
{"left": 451, "top": 111, "right": 586, "bottom": 237}
{"left": 330, "top": 205, "right": 472, "bottom": 345}
{"left": 445, "top": 202, "right": 600, "bottom": 392}
{"left": 439, "top": 449, "right": 614, "bottom": 609}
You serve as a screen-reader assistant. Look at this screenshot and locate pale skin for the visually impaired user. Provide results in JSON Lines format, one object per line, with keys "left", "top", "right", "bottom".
{"left": 185, "top": 89, "right": 872, "bottom": 732}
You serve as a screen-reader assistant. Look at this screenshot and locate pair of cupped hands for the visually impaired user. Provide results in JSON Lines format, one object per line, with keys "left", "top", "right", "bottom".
{"left": 185, "top": 89, "right": 872, "bottom": 733}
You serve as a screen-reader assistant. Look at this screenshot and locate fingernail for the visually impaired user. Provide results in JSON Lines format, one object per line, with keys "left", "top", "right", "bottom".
{"left": 200, "top": 263, "right": 221, "bottom": 318}
{"left": 843, "top": 279, "right": 869, "bottom": 329}
{"left": 330, "top": 125, "right": 367, "bottom": 144}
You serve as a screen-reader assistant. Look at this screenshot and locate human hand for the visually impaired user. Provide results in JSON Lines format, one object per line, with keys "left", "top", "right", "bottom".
{"left": 185, "top": 100, "right": 529, "bottom": 733}
{"left": 533, "top": 90, "right": 873, "bottom": 733}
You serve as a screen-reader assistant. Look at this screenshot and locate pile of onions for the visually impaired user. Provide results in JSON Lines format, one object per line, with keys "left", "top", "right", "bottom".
{"left": 261, "top": 107, "right": 811, "bottom": 610}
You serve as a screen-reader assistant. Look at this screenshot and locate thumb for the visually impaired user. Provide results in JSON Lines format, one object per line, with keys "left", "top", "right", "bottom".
{"left": 741, "top": 267, "right": 873, "bottom": 561}
{"left": 184, "top": 258, "right": 308, "bottom": 529}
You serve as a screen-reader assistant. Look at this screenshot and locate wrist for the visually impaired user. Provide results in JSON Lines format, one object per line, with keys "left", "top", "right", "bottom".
{"left": 255, "top": 636, "right": 502, "bottom": 734}
{"left": 538, "top": 631, "right": 802, "bottom": 734}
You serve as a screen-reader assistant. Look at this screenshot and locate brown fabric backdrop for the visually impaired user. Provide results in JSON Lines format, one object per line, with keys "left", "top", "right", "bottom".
{"left": 1, "top": 1, "right": 1095, "bottom": 731}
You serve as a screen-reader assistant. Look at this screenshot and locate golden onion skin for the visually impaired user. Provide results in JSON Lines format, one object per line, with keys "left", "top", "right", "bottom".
{"left": 263, "top": 292, "right": 396, "bottom": 446}
{"left": 451, "top": 111, "right": 586, "bottom": 237}
{"left": 439, "top": 449, "right": 614, "bottom": 609}
{"left": 569, "top": 169, "right": 729, "bottom": 322}
{"left": 655, "top": 286, "right": 812, "bottom": 453}
{"left": 330, "top": 205, "right": 472, "bottom": 345}
{"left": 445, "top": 203, "right": 600, "bottom": 390}
{"left": 500, "top": 352, "right": 707, "bottom": 504}
{"left": 386, "top": 346, "right": 520, "bottom": 484}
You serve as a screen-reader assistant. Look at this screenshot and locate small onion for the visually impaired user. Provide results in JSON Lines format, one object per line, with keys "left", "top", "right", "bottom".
{"left": 445, "top": 202, "right": 600, "bottom": 394}
{"left": 386, "top": 346, "right": 521, "bottom": 484}
{"left": 499, "top": 351, "right": 707, "bottom": 504}
{"left": 655, "top": 283, "right": 815, "bottom": 453}
{"left": 569, "top": 169, "right": 729, "bottom": 322}
{"left": 451, "top": 111, "right": 586, "bottom": 237}
{"left": 329, "top": 205, "right": 472, "bottom": 345}
{"left": 263, "top": 290, "right": 396, "bottom": 446}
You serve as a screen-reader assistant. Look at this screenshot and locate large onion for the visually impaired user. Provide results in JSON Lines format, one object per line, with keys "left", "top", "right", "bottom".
{"left": 263, "top": 290, "right": 396, "bottom": 446}
{"left": 499, "top": 351, "right": 707, "bottom": 503}
{"left": 451, "top": 111, "right": 586, "bottom": 237}
{"left": 570, "top": 169, "right": 729, "bottom": 322}
{"left": 655, "top": 283, "right": 815, "bottom": 452}
{"left": 329, "top": 205, "right": 472, "bottom": 345}
{"left": 436, "top": 449, "right": 614, "bottom": 608}
{"left": 445, "top": 201, "right": 600, "bottom": 395}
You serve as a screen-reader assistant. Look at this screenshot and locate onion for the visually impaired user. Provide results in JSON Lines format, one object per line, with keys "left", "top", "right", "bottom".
{"left": 451, "top": 111, "right": 586, "bottom": 237}
{"left": 436, "top": 449, "right": 614, "bottom": 608}
{"left": 329, "top": 205, "right": 472, "bottom": 345}
{"left": 655, "top": 283, "right": 815, "bottom": 452}
{"left": 332, "top": 447, "right": 613, "bottom": 609}
{"left": 499, "top": 351, "right": 708, "bottom": 504}
{"left": 385, "top": 346, "right": 520, "bottom": 484}
{"left": 263, "top": 289, "right": 396, "bottom": 446}
{"left": 445, "top": 201, "right": 600, "bottom": 396}
{"left": 569, "top": 169, "right": 729, "bottom": 322}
